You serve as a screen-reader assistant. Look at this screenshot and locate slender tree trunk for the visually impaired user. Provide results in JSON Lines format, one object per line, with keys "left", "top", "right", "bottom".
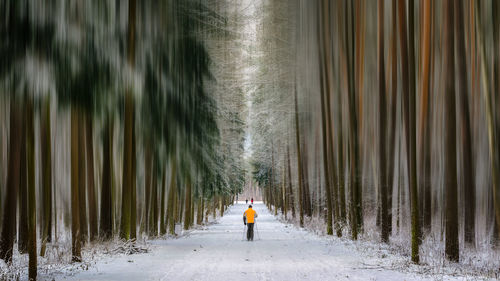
{"left": 130, "top": 124, "right": 137, "bottom": 240}
{"left": 378, "top": 0, "right": 389, "bottom": 243}
{"left": 40, "top": 98, "right": 52, "bottom": 256}
{"left": 196, "top": 197, "right": 203, "bottom": 225}
{"left": 160, "top": 167, "right": 167, "bottom": 235}
{"left": 345, "top": 0, "right": 361, "bottom": 239}
{"left": 408, "top": 0, "right": 420, "bottom": 251}
{"left": 398, "top": 0, "right": 420, "bottom": 263}
{"left": 18, "top": 104, "right": 28, "bottom": 254}
{"left": 454, "top": 0, "right": 475, "bottom": 247}
{"left": 149, "top": 161, "right": 158, "bottom": 236}
{"left": 337, "top": 75, "right": 346, "bottom": 227}
{"left": 287, "top": 145, "right": 295, "bottom": 218}
{"left": 335, "top": 0, "right": 347, "bottom": 228}
{"left": 71, "top": 106, "right": 81, "bottom": 262}
{"left": 167, "top": 159, "right": 177, "bottom": 235}
{"left": 219, "top": 195, "right": 224, "bottom": 217}
{"left": 184, "top": 178, "right": 192, "bottom": 230}
{"left": 282, "top": 160, "right": 287, "bottom": 219}
{"left": 100, "top": 115, "right": 113, "bottom": 239}
{"left": 120, "top": 0, "right": 136, "bottom": 241}
{"left": 190, "top": 195, "right": 194, "bottom": 228}
{"left": 176, "top": 189, "right": 182, "bottom": 223}
{"left": 78, "top": 111, "right": 87, "bottom": 244}
{"left": 85, "top": 115, "right": 97, "bottom": 242}
{"left": 320, "top": 0, "right": 340, "bottom": 236}
{"left": 443, "top": 0, "right": 459, "bottom": 262}
{"left": 419, "top": 0, "right": 433, "bottom": 235}
{"left": 386, "top": 0, "right": 399, "bottom": 235}
{"left": 26, "top": 98, "right": 36, "bottom": 280}
{"left": 143, "top": 144, "right": 152, "bottom": 234}
{"left": 294, "top": 81, "right": 304, "bottom": 227}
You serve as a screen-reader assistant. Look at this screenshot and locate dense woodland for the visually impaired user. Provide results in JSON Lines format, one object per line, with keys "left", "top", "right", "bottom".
{"left": 0, "top": 1, "right": 247, "bottom": 280}
{"left": 1, "top": 0, "right": 500, "bottom": 280}
{"left": 250, "top": 0, "right": 500, "bottom": 268}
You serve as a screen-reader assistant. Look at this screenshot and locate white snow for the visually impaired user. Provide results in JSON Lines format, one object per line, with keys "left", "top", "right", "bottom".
{"left": 41, "top": 203, "right": 491, "bottom": 281}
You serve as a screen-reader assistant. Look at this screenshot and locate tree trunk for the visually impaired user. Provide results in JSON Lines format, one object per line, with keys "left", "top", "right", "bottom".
{"left": 345, "top": 0, "right": 362, "bottom": 239}
{"left": 287, "top": 145, "right": 295, "bottom": 218}
{"left": 184, "top": 178, "right": 192, "bottom": 230}
{"left": 143, "top": 144, "right": 152, "bottom": 234}
{"left": 71, "top": 106, "right": 81, "bottom": 262}
{"left": 398, "top": 0, "right": 420, "bottom": 263}
{"left": 386, "top": 0, "right": 399, "bottom": 235}
{"left": 130, "top": 124, "right": 137, "bottom": 240}
{"left": 26, "top": 98, "right": 37, "bottom": 280}
{"left": 294, "top": 81, "right": 304, "bottom": 227}
{"left": 40, "top": 98, "right": 52, "bottom": 256}
{"left": 320, "top": 0, "right": 340, "bottom": 236}
{"left": 167, "top": 159, "right": 177, "bottom": 235}
{"left": 160, "top": 167, "right": 167, "bottom": 235}
{"left": 196, "top": 197, "right": 203, "bottom": 225}
{"left": 18, "top": 103, "right": 28, "bottom": 254}
{"left": 149, "top": 162, "right": 158, "bottom": 236}
{"left": 419, "top": 0, "right": 433, "bottom": 235}
{"left": 378, "top": 0, "right": 389, "bottom": 243}
{"left": 443, "top": 0, "right": 459, "bottom": 262}
{"left": 85, "top": 114, "right": 97, "bottom": 241}
{"left": 454, "top": 0, "right": 475, "bottom": 247}
{"left": 100, "top": 115, "right": 113, "bottom": 240}
{"left": 120, "top": 0, "right": 136, "bottom": 241}
{"left": 78, "top": 111, "right": 87, "bottom": 244}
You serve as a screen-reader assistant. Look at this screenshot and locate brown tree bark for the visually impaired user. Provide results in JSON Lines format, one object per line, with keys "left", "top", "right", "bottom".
{"left": 443, "top": 0, "right": 459, "bottom": 262}
{"left": 386, "top": 0, "right": 399, "bottom": 235}
{"left": 167, "top": 159, "right": 177, "bottom": 235}
{"left": 419, "top": 0, "right": 433, "bottom": 235}
{"left": 85, "top": 114, "right": 97, "bottom": 241}
{"left": 78, "top": 111, "right": 87, "bottom": 243}
{"left": 120, "top": 0, "right": 136, "bottom": 241}
{"left": 40, "top": 98, "right": 52, "bottom": 256}
{"left": 378, "top": 0, "right": 389, "bottom": 243}
{"left": 454, "top": 0, "right": 475, "bottom": 247}
{"left": 398, "top": 0, "right": 420, "bottom": 263}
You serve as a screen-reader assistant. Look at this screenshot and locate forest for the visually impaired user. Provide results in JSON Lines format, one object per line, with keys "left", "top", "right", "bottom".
{"left": 1, "top": 0, "right": 500, "bottom": 280}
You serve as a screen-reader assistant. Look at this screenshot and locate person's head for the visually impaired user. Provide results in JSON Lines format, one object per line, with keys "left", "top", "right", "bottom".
{"left": 249, "top": 205, "right": 252, "bottom": 208}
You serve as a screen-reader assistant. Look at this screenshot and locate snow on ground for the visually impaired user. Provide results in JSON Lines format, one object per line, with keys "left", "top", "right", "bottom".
{"left": 41, "top": 203, "right": 492, "bottom": 281}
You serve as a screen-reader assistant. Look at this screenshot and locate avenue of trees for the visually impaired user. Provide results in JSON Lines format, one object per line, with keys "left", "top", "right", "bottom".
{"left": 0, "top": 0, "right": 246, "bottom": 280}
{"left": 250, "top": 0, "right": 500, "bottom": 265}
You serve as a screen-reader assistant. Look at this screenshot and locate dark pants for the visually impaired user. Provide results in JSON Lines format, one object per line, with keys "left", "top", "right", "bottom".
{"left": 247, "top": 223, "right": 254, "bottom": 241}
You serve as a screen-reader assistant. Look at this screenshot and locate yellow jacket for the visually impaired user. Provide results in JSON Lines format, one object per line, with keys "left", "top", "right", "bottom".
{"left": 243, "top": 208, "right": 257, "bottom": 223}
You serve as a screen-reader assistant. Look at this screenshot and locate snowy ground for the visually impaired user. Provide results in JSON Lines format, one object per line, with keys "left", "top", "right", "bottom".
{"left": 42, "top": 203, "right": 492, "bottom": 281}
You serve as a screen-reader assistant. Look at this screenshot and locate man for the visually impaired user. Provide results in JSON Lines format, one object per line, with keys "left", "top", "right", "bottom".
{"left": 243, "top": 205, "right": 258, "bottom": 241}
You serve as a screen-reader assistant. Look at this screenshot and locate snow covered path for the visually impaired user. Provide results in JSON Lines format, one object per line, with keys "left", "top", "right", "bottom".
{"left": 51, "top": 203, "right": 462, "bottom": 281}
